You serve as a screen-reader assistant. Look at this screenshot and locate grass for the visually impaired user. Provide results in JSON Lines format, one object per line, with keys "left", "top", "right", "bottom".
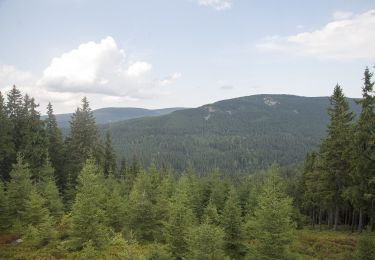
{"left": 291, "top": 228, "right": 359, "bottom": 259}
{"left": 0, "top": 228, "right": 361, "bottom": 259}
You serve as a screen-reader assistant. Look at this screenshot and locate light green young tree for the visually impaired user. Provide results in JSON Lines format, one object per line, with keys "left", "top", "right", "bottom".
{"left": 247, "top": 169, "right": 295, "bottom": 260}
{"left": 69, "top": 159, "right": 110, "bottom": 250}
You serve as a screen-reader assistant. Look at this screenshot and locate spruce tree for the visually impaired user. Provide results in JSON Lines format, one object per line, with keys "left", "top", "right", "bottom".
{"left": 166, "top": 175, "right": 196, "bottom": 258}
{"left": 127, "top": 171, "right": 157, "bottom": 241}
{"left": 220, "top": 186, "right": 246, "bottom": 259}
{"left": 320, "top": 84, "right": 354, "bottom": 230}
{"left": 348, "top": 67, "right": 375, "bottom": 231}
{"left": 187, "top": 221, "right": 227, "bottom": 260}
{"left": 45, "top": 102, "right": 66, "bottom": 189}
{"left": 70, "top": 159, "right": 110, "bottom": 250}
{"left": 22, "top": 189, "right": 57, "bottom": 248}
{"left": 247, "top": 171, "right": 295, "bottom": 260}
{"left": 6, "top": 155, "right": 34, "bottom": 226}
{"left": 6, "top": 85, "right": 24, "bottom": 151}
{"left": 20, "top": 96, "right": 48, "bottom": 178}
{"left": 103, "top": 130, "right": 116, "bottom": 177}
{"left": 0, "top": 91, "right": 15, "bottom": 181}
{"left": 66, "top": 97, "right": 100, "bottom": 188}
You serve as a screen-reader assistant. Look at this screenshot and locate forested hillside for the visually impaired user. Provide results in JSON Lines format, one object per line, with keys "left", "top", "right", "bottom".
{"left": 106, "top": 94, "right": 360, "bottom": 173}
{"left": 44, "top": 107, "right": 185, "bottom": 128}
{"left": 0, "top": 67, "right": 374, "bottom": 259}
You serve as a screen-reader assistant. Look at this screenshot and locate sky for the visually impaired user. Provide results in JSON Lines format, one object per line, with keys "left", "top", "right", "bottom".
{"left": 0, "top": 0, "right": 374, "bottom": 114}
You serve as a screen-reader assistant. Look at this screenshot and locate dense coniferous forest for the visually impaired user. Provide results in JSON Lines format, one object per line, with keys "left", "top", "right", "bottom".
{"left": 103, "top": 95, "right": 360, "bottom": 174}
{"left": 0, "top": 67, "right": 374, "bottom": 259}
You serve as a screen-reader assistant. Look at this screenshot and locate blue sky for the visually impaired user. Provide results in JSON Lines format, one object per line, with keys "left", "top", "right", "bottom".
{"left": 0, "top": 0, "right": 374, "bottom": 113}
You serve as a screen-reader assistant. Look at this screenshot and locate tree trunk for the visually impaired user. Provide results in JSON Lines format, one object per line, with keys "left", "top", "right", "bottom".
{"left": 318, "top": 208, "right": 322, "bottom": 231}
{"left": 333, "top": 206, "right": 339, "bottom": 231}
{"left": 312, "top": 208, "right": 315, "bottom": 229}
{"left": 351, "top": 210, "right": 356, "bottom": 233}
{"left": 358, "top": 208, "right": 363, "bottom": 232}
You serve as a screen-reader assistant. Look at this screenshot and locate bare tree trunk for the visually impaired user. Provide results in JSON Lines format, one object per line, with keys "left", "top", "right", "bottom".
{"left": 351, "top": 210, "right": 356, "bottom": 233}
{"left": 319, "top": 207, "right": 322, "bottom": 231}
{"left": 358, "top": 208, "right": 363, "bottom": 232}
{"left": 333, "top": 206, "right": 339, "bottom": 231}
{"left": 312, "top": 208, "right": 315, "bottom": 229}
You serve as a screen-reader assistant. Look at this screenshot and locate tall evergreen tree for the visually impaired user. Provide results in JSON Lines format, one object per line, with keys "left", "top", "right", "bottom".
{"left": 347, "top": 67, "right": 375, "bottom": 231}
{"left": 45, "top": 102, "right": 66, "bottom": 189}
{"left": 220, "top": 186, "right": 246, "bottom": 259}
{"left": 66, "top": 97, "right": 100, "bottom": 189}
{"left": 166, "top": 176, "right": 196, "bottom": 258}
{"left": 19, "top": 96, "right": 48, "bottom": 178}
{"left": 320, "top": 84, "right": 354, "bottom": 230}
{"left": 0, "top": 91, "right": 15, "bottom": 181}
{"left": 103, "top": 130, "right": 116, "bottom": 177}
{"left": 127, "top": 171, "right": 158, "bottom": 241}
{"left": 6, "top": 85, "right": 24, "bottom": 151}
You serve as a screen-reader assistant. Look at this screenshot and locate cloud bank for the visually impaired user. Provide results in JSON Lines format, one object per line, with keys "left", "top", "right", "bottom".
{"left": 0, "top": 36, "right": 181, "bottom": 112}
{"left": 257, "top": 10, "right": 375, "bottom": 60}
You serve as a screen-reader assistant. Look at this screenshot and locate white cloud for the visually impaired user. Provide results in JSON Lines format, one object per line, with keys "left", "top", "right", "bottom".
{"left": 197, "top": 0, "right": 232, "bottom": 11}
{"left": 126, "top": 61, "right": 152, "bottom": 77}
{"left": 159, "top": 72, "right": 182, "bottom": 86}
{"left": 0, "top": 36, "right": 180, "bottom": 113}
{"left": 333, "top": 10, "right": 353, "bottom": 20}
{"left": 257, "top": 10, "right": 375, "bottom": 60}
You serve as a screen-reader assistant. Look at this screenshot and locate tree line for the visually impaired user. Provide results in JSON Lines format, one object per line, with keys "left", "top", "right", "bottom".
{"left": 296, "top": 67, "right": 375, "bottom": 232}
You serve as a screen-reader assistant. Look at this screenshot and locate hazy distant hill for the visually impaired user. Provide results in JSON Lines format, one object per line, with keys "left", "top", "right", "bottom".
{"left": 104, "top": 94, "right": 361, "bottom": 173}
{"left": 46, "top": 107, "right": 186, "bottom": 128}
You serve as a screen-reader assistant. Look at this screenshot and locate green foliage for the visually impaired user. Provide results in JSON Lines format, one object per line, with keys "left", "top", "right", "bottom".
{"left": 45, "top": 102, "right": 66, "bottom": 190}
{"left": 69, "top": 159, "right": 110, "bottom": 250}
{"left": 0, "top": 181, "right": 11, "bottom": 231}
{"left": 106, "top": 95, "right": 360, "bottom": 174}
{"left": 187, "top": 221, "right": 227, "bottom": 260}
{"left": 6, "top": 155, "right": 34, "bottom": 226}
{"left": 356, "top": 229, "right": 375, "bottom": 260}
{"left": 247, "top": 170, "right": 295, "bottom": 260}
{"left": 221, "top": 186, "right": 246, "bottom": 259}
{"left": 166, "top": 176, "right": 196, "bottom": 258}
{"left": 40, "top": 178, "right": 64, "bottom": 219}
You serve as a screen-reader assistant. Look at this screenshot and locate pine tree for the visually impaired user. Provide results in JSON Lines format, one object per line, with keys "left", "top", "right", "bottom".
{"left": 66, "top": 97, "right": 100, "bottom": 189}
{"left": 20, "top": 96, "right": 48, "bottom": 178}
{"left": 104, "top": 175, "right": 126, "bottom": 233}
{"left": 103, "top": 130, "right": 116, "bottom": 177}
{"left": 202, "top": 198, "right": 220, "bottom": 225}
{"left": 0, "top": 91, "right": 15, "bottom": 181}
{"left": 45, "top": 102, "right": 66, "bottom": 190}
{"left": 220, "top": 186, "right": 246, "bottom": 259}
{"left": 6, "top": 85, "right": 24, "bottom": 151}
{"left": 6, "top": 155, "right": 34, "bottom": 226}
{"left": 166, "top": 175, "right": 196, "bottom": 258}
{"left": 22, "top": 190, "right": 57, "bottom": 248}
{"left": 247, "top": 170, "right": 295, "bottom": 260}
{"left": 70, "top": 159, "right": 110, "bottom": 250}
{"left": 127, "top": 171, "right": 157, "bottom": 241}
{"left": 40, "top": 178, "right": 64, "bottom": 219}
{"left": 320, "top": 84, "right": 354, "bottom": 230}
{"left": 348, "top": 67, "right": 375, "bottom": 231}
{"left": 187, "top": 221, "right": 227, "bottom": 260}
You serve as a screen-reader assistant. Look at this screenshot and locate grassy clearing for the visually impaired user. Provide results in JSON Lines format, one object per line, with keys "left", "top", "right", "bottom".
{"left": 291, "top": 229, "right": 359, "bottom": 259}
{"left": 0, "top": 229, "right": 361, "bottom": 260}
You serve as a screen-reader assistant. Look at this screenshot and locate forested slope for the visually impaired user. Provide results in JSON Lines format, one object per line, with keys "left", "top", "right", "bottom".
{"left": 106, "top": 95, "right": 360, "bottom": 173}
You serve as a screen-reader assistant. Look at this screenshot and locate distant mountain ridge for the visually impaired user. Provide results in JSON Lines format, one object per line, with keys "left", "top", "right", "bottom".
{"left": 44, "top": 107, "right": 186, "bottom": 128}
{"left": 102, "top": 94, "right": 361, "bottom": 173}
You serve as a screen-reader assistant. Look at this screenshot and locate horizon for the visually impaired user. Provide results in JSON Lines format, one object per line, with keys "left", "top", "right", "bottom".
{"left": 1, "top": 0, "right": 374, "bottom": 113}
